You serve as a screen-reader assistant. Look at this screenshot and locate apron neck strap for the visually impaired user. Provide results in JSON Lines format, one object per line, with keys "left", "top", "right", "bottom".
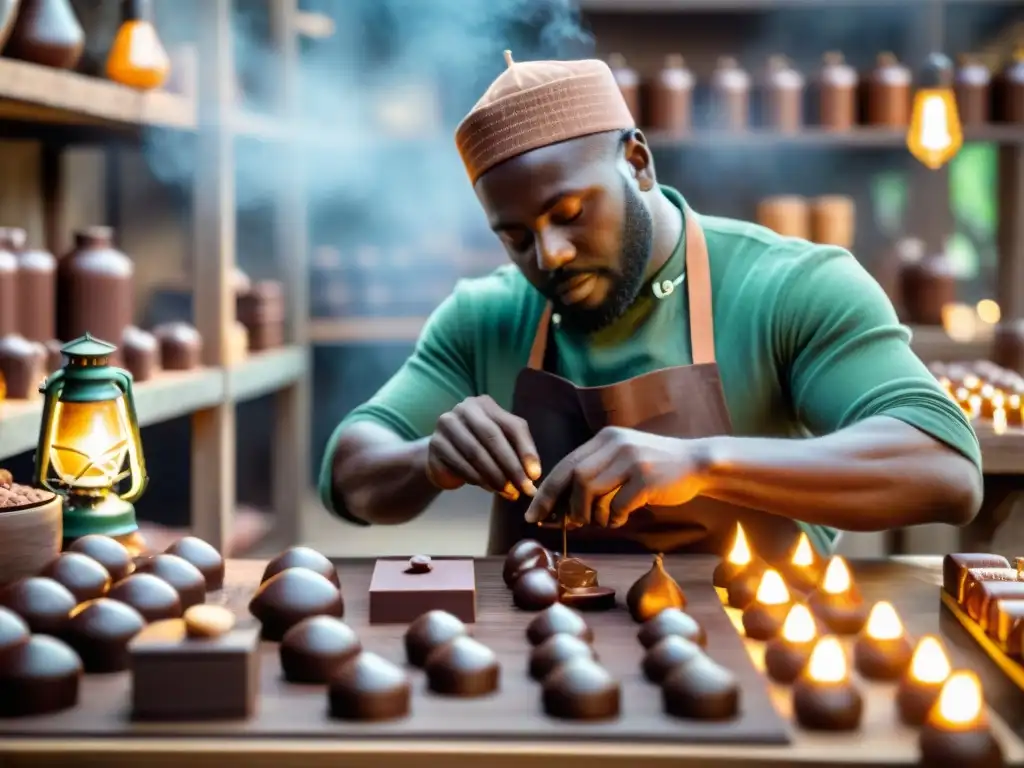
{"left": 527, "top": 204, "right": 716, "bottom": 370}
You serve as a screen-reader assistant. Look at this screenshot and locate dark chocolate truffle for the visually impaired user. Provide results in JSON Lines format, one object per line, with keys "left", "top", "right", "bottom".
{"left": 726, "top": 568, "right": 763, "bottom": 610}
{"left": 40, "top": 552, "right": 112, "bottom": 603}
{"left": 328, "top": 651, "right": 411, "bottom": 721}
{"left": 68, "top": 535, "right": 135, "bottom": 582}
{"left": 165, "top": 536, "right": 225, "bottom": 591}
{"left": 662, "top": 655, "right": 739, "bottom": 720}
{"left": 108, "top": 573, "right": 183, "bottom": 623}
{"left": 261, "top": 546, "right": 340, "bottom": 588}
{"left": 513, "top": 567, "right": 559, "bottom": 611}
{"left": 280, "top": 615, "right": 361, "bottom": 684}
{"left": 503, "top": 539, "right": 549, "bottom": 586}
{"left": 526, "top": 603, "right": 593, "bottom": 646}
{"left": 406, "top": 555, "right": 432, "bottom": 574}
{"left": 134, "top": 554, "right": 207, "bottom": 611}
{"left": 404, "top": 610, "right": 467, "bottom": 668}
{"left": 529, "top": 633, "right": 596, "bottom": 681}
{"left": 249, "top": 568, "right": 344, "bottom": 642}
{"left": 542, "top": 657, "right": 620, "bottom": 720}
{"left": 0, "top": 577, "right": 77, "bottom": 635}
{"left": 642, "top": 635, "right": 703, "bottom": 684}
{"left": 0, "top": 635, "right": 82, "bottom": 717}
{"left": 64, "top": 598, "right": 145, "bottom": 673}
{"left": 506, "top": 549, "right": 557, "bottom": 587}
{"left": 560, "top": 586, "right": 617, "bottom": 612}
{"left": 425, "top": 636, "right": 500, "bottom": 696}
{"left": 0, "top": 606, "right": 29, "bottom": 654}
{"left": 637, "top": 607, "right": 706, "bottom": 649}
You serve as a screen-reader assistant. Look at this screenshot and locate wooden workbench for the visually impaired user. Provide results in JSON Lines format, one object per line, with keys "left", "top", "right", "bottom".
{"left": 2, "top": 556, "right": 1024, "bottom": 768}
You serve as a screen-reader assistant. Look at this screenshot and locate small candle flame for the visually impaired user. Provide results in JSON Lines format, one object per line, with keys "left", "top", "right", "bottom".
{"left": 954, "top": 386, "right": 970, "bottom": 404}
{"left": 909, "top": 635, "right": 951, "bottom": 684}
{"left": 807, "top": 636, "right": 847, "bottom": 683}
{"left": 994, "top": 407, "right": 1008, "bottom": 435}
{"left": 755, "top": 569, "right": 790, "bottom": 606}
{"left": 864, "top": 601, "right": 903, "bottom": 640}
{"left": 790, "top": 533, "right": 814, "bottom": 567}
{"left": 820, "top": 556, "right": 851, "bottom": 595}
{"left": 727, "top": 524, "right": 752, "bottom": 566}
{"left": 963, "top": 374, "right": 981, "bottom": 391}
{"left": 936, "top": 671, "right": 983, "bottom": 725}
{"left": 967, "top": 395, "right": 982, "bottom": 418}
{"left": 781, "top": 603, "right": 816, "bottom": 643}
{"left": 980, "top": 384, "right": 996, "bottom": 400}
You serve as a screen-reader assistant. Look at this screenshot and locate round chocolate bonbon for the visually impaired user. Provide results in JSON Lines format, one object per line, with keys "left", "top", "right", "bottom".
{"left": 661, "top": 654, "right": 739, "bottom": 720}
{"left": 503, "top": 539, "right": 549, "bottom": 586}
{"left": 280, "top": 615, "right": 361, "bottom": 684}
{"left": 134, "top": 554, "right": 206, "bottom": 611}
{"left": 0, "top": 635, "right": 82, "bottom": 717}
{"left": 0, "top": 577, "right": 77, "bottom": 635}
{"left": 542, "top": 657, "right": 620, "bottom": 720}
{"left": 529, "top": 633, "right": 597, "bottom": 681}
{"left": 425, "top": 636, "right": 500, "bottom": 697}
{"left": 513, "top": 567, "right": 559, "bottom": 611}
{"left": 404, "top": 610, "right": 467, "bottom": 668}
{"left": 249, "top": 568, "right": 344, "bottom": 642}
{"left": 328, "top": 651, "right": 411, "bottom": 721}
{"left": 108, "top": 573, "right": 183, "bottom": 623}
{"left": 68, "top": 535, "right": 135, "bottom": 582}
{"left": 406, "top": 555, "right": 432, "bottom": 574}
{"left": 39, "top": 552, "right": 112, "bottom": 603}
{"left": 642, "top": 635, "right": 703, "bottom": 684}
{"left": 637, "top": 607, "right": 706, "bottom": 649}
{"left": 0, "top": 607, "right": 29, "bottom": 654}
{"left": 526, "top": 603, "right": 593, "bottom": 646}
{"left": 261, "top": 546, "right": 340, "bottom": 588}
{"left": 165, "top": 536, "right": 225, "bottom": 591}
{"left": 63, "top": 598, "right": 145, "bottom": 673}
{"left": 560, "top": 586, "right": 617, "bottom": 612}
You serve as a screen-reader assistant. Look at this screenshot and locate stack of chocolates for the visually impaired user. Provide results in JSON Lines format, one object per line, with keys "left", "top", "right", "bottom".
{"left": 929, "top": 360, "right": 1024, "bottom": 429}
{"left": 237, "top": 281, "right": 285, "bottom": 352}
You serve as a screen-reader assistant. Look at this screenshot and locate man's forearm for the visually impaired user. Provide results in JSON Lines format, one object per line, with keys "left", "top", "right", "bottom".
{"left": 697, "top": 416, "right": 983, "bottom": 531}
{"left": 331, "top": 422, "right": 440, "bottom": 525}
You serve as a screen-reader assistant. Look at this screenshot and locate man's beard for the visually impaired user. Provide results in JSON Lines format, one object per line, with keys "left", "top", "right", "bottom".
{"left": 551, "top": 180, "right": 654, "bottom": 335}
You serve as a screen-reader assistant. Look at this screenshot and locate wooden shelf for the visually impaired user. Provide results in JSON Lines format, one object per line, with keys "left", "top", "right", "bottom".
{"left": 976, "top": 424, "right": 1024, "bottom": 475}
{"left": 645, "top": 127, "right": 1024, "bottom": 150}
{"left": 310, "top": 316, "right": 427, "bottom": 343}
{"left": 0, "top": 347, "right": 307, "bottom": 462}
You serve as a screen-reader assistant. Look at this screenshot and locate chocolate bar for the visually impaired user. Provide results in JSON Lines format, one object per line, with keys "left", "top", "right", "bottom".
{"left": 963, "top": 577, "right": 1024, "bottom": 630}
{"left": 943, "top": 553, "right": 1011, "bottom": 602}
{"left": 368, "top": 558, "right": 476, "bottom": 624}
{"left": 988, "top": 598, "right": 1024, "bottom": 656}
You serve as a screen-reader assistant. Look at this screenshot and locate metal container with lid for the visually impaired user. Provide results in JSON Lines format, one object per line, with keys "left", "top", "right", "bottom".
{"left": 762, "top": 55, "right": 804, "bottom": 133}
{"left": 866, "top": 52, "right": 912, "bottom": 128}
{"left": 996, "top": 48, "right": 1024, "bottom": 124}
{"left": 607, "top": 53, "right": 641, "bottom": 123}
{"left": 710, "top": 56, "right": 750, "bottom": 131}
{"left": 647, "top": 54, "right": 694, "bottom": 135}
{"left": 954, "top": 54, "right": 992, "bottom": 127}
{"left": 818, "top": 51, "right": 858, "bottom": 131}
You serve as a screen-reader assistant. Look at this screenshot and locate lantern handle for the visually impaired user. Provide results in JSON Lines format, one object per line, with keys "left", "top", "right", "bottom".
{"left": 111, "top": 368, "right": 149, "bottom": 503}
{"left": 34, "top": 370, "right": 65, "bottom": 495}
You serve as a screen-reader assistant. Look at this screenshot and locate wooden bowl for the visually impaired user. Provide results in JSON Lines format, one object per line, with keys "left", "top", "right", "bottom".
{"left": 0, "top": 494, "right": 61, "bottom": 586}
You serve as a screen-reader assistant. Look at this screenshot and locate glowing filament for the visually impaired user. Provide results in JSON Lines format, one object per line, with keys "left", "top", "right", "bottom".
{"left": 727, "top": 524, "right": 752, "bottom": 566}
{"left": 864, "top": 601, "right": 903, "bottom": 640}
{"left": 790, "top": 533, "right": 814, "bottom": 568}
{"left": 936, "top": 671, "right": 983, "bottom": 726}
{"left": 755, "top": 569, "right": 790, "bottom": 606}
{"left": 807, "top": 636, "right": 847, "bottom": 683}
{"left": 820, "top": 557, "right": 852, "bottom": 595}
{"left": 781, "top": 603, "right": 816, "bottom": 643}
{"left": 909, "top": 636, "right": 951, "bottom": 684}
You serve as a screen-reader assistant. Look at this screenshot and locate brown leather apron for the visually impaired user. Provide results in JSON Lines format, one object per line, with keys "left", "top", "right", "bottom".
{"left": 488, "top": 208, "right": 803, "bottom": 564}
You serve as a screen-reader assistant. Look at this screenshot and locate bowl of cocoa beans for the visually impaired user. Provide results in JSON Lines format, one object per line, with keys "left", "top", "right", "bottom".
{"left": 0, "top": 468, "right": 61, "bottom": 586}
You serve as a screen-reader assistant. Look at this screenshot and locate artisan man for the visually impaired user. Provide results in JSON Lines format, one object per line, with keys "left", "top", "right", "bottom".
{"left": 319, "top": 52, "right": 983, "bottom": 563}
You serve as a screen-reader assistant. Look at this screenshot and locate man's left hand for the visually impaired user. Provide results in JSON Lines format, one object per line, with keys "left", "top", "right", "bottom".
{"left": 523, "top": 427, "right": 709, "bottom": 528}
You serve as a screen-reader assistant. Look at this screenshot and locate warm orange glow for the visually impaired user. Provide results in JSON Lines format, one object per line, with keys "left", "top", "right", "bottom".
{"left": 790, "top": 533, "right": 814, "bottom": 567}
{"left": 963, "top": 374, "right": 982, "bottom": 392}
{"left": 105, "top": 20, "right": 170, "bottom": 90}
{"left": 781, "top": 603, "right": 817, "bottom": 643}
{"left": 980, "top": 384, "right": 996, "bottom": 400}
{"left": 907, "top": 88, "right": 963, "bottom": 170}
{"left": 994, "top": 408, "right": 1008, "bottom": 435}
{"left": 864, "top": 601, "right": 903, "bottom": 640}
{"left": 820, "top": 557, "right": 852, "bottom": 595}
{"left": 937, "top": 376, "right": 953, "bottom": 393}
{"left": 755, "top": 569, "right": 790, "bottom": 606}
{"left": 976, "top": 299, "right": 1001, "bottom": 325}
{"left": 967, "top": 395, "right": 982, "bottom": 419}
{"left": 48, "top": 398, "right": 132, "bottom": 489}
{"left": 726, "top": 524, "right": 752, "bottom": 566}
{"left": 935, "top": 671, "right": 984, "bottom": 726}
{"left": 941, "top": 303, "right": 977, "bottom": 343}
{"left": 909, "top": 636, "right": 951, "bottom": 684}
{"left": 807, "top": 636, "right": 847, "bottom": 683}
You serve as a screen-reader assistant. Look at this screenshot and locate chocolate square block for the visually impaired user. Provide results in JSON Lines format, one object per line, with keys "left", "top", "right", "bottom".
{"left": 943, "top": 553, "right": 1011, "bottom": 602}
{"left": 128, "top": 619, "right": 259, "bottom": 721}
{"left": 368, "top": 558, "right": 476, "bottom": 624}
{"left": 988, "top": 599, "right": 1024, "bottom": 656}
{"left": 964, "top": 577, "right": 1024, "bottom": 630}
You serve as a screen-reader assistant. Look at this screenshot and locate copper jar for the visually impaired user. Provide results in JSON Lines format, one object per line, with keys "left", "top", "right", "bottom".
{"left": 57, "top": 227, "right": 134, "bottom": 358}
{"left": 10, "top": 230, "right": 56, "bottom": 343}
{"left": 901, "top": 251, "right": 957, "bottom": 326}
{"left": 710, "top": 56, "right": 750, "bottom": 131}
{"left": 237, "top": 280, "right": 284, "bottom": 352}
{"left": 996, "top": 49, "right": 1024, "bottom": 124}
{"left": 994, "top": 320, "right": 1024, "bottom": 375}
{"left": 954, "top": 54, "right": 992, "bottom": 127}
{"left": 874, "top": 236, "right": 924, "bottom": 318}
{"left": 153, "top": 322, "right": 201, "bottom": 370}
{"left": 756, "top": 196, "right": 810, "bottom": 240}
{"left": 647, "top": 54, "right": 693, "bottom": 135}
{"left": 41, "top": 338, "right": 63, "bottom": 373}
{"left": 607, "top": 53, "right": 641, "bottom": 123}
{"left": 810, "top": 196, "right": 855, "bottom": 249}
{"left": 122, "top": 325, "right": 159, "bottom": 382}
{"left": 0, "top": 231, "right": 16, "bottom": 338}
{"left": 818, "top": 51, "right": 858, "bottom": 131}
{"left": 763, "top": 55, "right": 804, "bottom": 133}
{"left": 866, "top": 52, "right": 912, "bottom": 128}
{"left": 0, "top": 334, "right": 45, "bottom": 400}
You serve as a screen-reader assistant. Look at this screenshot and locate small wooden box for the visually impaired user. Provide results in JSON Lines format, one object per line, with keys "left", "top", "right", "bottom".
{"left": 128, "top": 619, "right": 260, "bottom": 721}
{"left": 368, "top": 558, "right": 476, "bottom": 624}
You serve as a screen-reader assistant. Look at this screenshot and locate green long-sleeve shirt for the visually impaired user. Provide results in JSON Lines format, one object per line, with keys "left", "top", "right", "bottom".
{"left": 319, "top": 186, "right": 982, "bottom": 555}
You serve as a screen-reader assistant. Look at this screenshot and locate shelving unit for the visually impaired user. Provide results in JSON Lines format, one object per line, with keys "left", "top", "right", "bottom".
{"left": 0, "top": 0, "right": 310, "bottom": 554}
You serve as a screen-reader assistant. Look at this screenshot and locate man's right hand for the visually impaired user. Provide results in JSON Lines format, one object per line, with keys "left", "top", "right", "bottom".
{"left": 426, "top": 395, "right": 542, "bottom": 501}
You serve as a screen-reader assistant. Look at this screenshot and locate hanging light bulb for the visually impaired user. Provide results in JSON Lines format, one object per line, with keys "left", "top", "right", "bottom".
{"left": 907, "top": 53, "right": 963, "bottom": 170}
